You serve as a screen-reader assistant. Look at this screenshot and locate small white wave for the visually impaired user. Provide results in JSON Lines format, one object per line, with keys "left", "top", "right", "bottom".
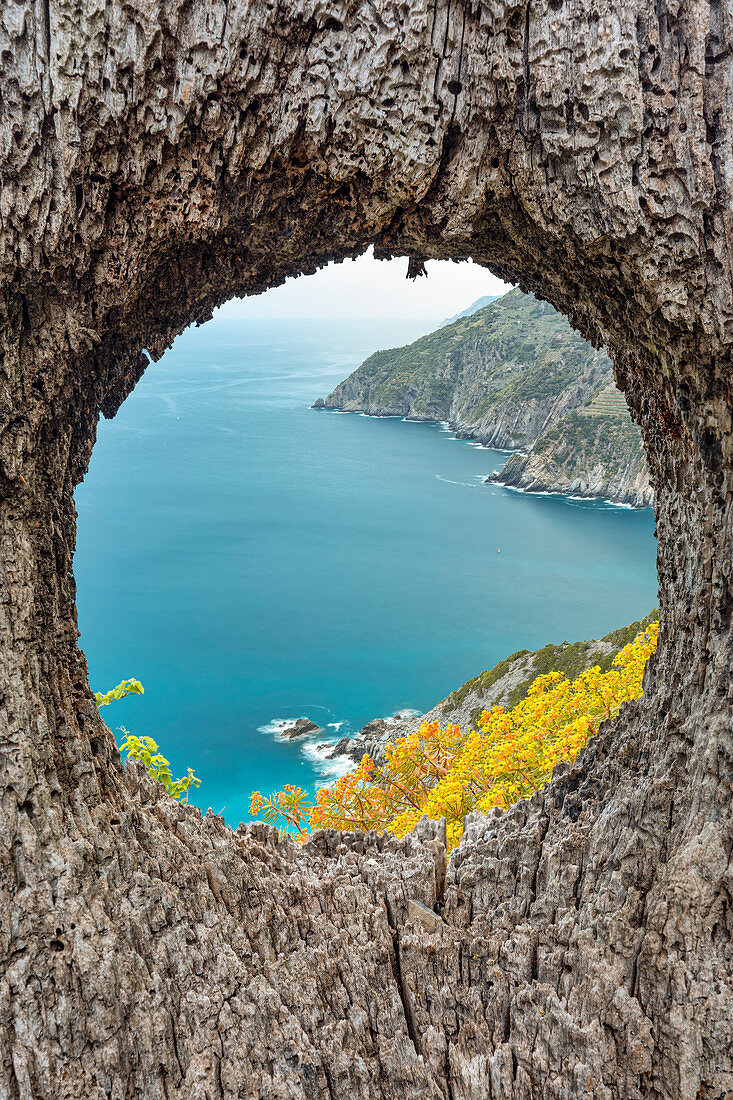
{"left": 372, "top": 708, "right": 422, "bottom": 726}
{"left": 301, "top": 739, "right": 354, "bottom": 783}
{"left": 496, "top": 483, "right": 638, "bottom": 510}
{"left": 496, "top": 483, "right": 566, "bottom": 499}
{"left": 435, "top": 474, "right": 478, "bottom": 488}
{"left": 257, "top": 718, "right": 294, "bottom": 736}
{"left": 328, "top": 721, "right": 344, "bottom": 731}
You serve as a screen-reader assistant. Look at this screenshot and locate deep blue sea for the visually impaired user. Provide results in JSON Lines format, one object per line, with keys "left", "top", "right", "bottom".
{"left": 75, "top": 316, "right": 658, "bottom": 826}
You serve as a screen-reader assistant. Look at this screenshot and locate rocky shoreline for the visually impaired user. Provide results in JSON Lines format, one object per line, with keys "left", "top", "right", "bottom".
{"left": 489, "top": 407, "right": 653, "bottom": 509}
{"left": 314, "top": 404, "right": 652, "bottom": 510}
{"left": 487, "top": 458, "right": 651, "bottom": 509}
{"left": 327, "top": 710, "right": 426, "bottom": 767}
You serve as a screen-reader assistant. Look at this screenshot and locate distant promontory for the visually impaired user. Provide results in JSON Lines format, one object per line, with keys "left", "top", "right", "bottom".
{"left": 314, "top": 288, "right": 652, "bottom": 509}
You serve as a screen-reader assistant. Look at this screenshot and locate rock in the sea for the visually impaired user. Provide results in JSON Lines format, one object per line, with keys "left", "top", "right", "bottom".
{"left": 311, "top": 397, "right": 326, "bottom": 409}
{"left": 358, "top": 718, "right": 392, "bottom": 738}
{"left": 281, "top": 718, "right": 320, "bottom": 739}
{"left": 327, "top": 712, "right": 426, "bottom": 766}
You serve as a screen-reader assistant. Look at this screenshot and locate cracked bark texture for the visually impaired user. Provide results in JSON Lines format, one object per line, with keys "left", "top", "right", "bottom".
{"left": 1, "top": 0, "right": 732, "bottom": 1096}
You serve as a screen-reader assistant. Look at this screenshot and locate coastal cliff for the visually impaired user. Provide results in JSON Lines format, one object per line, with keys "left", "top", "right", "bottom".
{"left": 318, "top": 289, "right": 653, "bottom": 507}
{"left": 491, "top": 395, "right": 654, "bottom": 508}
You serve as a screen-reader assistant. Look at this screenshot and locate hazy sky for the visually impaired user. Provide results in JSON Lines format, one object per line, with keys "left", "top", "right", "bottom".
{"left": 217, "top": 250, "right": 511, "bottom": 322}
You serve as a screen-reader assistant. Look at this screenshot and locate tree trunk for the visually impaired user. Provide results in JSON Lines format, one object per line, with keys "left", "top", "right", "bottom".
{"left": 1, "top": 0, "right": 732, "bottom": 1096}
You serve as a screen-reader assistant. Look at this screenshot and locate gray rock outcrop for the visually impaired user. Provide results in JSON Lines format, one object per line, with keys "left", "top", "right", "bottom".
{"left": 281, "top": 717, "right": 321, "bottom": 739}
{"left": 493, "top": 403, "right": 653, "bottom": 506}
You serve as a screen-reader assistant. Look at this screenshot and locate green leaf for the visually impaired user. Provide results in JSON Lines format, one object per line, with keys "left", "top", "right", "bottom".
{"left": 94, "top": 678, "right": 145, "bottom": 707}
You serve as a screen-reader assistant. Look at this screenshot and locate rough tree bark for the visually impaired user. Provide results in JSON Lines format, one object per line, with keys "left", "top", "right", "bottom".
{"left": 1, "top": 0, "right": 732, "bottom": 1096}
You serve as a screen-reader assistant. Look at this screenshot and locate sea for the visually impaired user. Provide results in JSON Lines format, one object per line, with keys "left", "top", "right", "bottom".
{"left": 74, "top": 314, "right": 658, "bottom": 826}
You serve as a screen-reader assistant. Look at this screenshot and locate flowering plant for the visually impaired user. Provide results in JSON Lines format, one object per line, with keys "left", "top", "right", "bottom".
{"left": 251, "top": 624, "right": 658, "bottom": 850}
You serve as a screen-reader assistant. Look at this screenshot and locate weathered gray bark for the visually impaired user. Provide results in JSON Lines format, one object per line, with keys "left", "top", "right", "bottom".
{"left": 1, "top": 0, "right": 732, "bottom": 1096}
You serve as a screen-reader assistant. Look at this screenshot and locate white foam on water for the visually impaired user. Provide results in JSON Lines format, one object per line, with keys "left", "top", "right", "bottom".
{"left": 327, "top": 721, "right": 344, "bottom": 731}
{"left": 257, "top": 718, "right": 294, "bottom": 736}
{"left": 302, "top": 738, "right": 355, "bottom": 783}
{"left": 435, "top": 474, "right": 478, "bottom": 488}
{"left": 377, "top": 707, "right": 422, "bottom": 725}
{"left": 496, "top": 482, "right": 639, "bottom": 510}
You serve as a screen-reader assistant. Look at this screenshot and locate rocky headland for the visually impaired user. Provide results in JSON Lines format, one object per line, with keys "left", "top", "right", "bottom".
{"left": 315, "top": 288, "right": 653, "bottom": 508}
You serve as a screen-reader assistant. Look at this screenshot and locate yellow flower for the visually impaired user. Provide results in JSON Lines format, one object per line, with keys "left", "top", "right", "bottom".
{"left": 249, "top": 625, "right": 658, "bottom": 850}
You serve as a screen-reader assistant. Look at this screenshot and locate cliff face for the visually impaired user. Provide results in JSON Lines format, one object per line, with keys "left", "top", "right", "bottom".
{"left": 494, "top": 403, "right": 653, "bottom": 507}
{"left": 321, "top": 288, "right": 653, "bottom": 506}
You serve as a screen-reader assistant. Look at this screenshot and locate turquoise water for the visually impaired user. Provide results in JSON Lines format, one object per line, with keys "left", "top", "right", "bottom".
{"left": 75, "top": 316, "right": 658, "bottom": 826}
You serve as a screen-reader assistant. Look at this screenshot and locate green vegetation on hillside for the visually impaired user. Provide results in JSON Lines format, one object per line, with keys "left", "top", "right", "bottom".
{"left": 327, "top": 287, "right": 611, "bottom": 414}
{"left": 439, "top": 611, "right": 660, "bottom": 728}
{"left": 533, "top": 410, "right": 644, "bottom": 465}
{"left": 441, "top": 650, "right": 531, "bottom": 714}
